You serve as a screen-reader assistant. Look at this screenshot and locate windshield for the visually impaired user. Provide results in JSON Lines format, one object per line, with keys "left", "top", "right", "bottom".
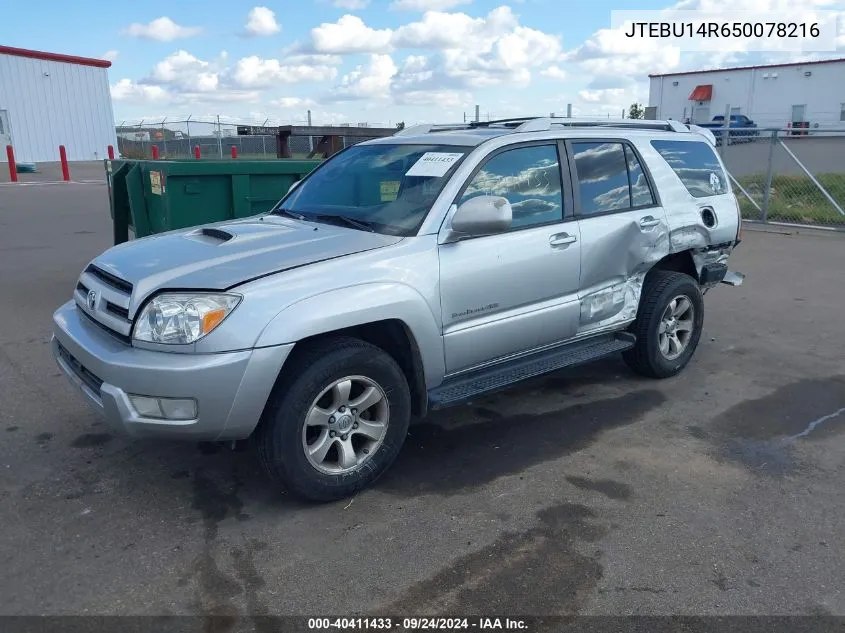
{"left": 278, "top": 143, "right": 471, "bottom": 236}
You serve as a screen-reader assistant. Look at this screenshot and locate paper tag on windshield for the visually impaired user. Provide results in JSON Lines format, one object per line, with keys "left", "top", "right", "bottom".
{"left": 380, "top": 181, "right": 400, "bottom": 201}
{"left": 405, "top": 152, "right": 463, "bottom": 178}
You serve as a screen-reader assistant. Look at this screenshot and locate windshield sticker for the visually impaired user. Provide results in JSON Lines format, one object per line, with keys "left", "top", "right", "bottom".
{"left": 405, "top": 152, "right": 464, "bottom": 177}
{"left": 380, "top": 181, "right": 400, "bottom": 202}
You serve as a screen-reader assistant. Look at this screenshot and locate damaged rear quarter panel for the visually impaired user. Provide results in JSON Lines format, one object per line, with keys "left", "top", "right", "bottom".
{"left": 573, "top": 136, "right": 738, "bottom": 335}
{"left": 576, "top": 208, "right": 671, "bottom": 334}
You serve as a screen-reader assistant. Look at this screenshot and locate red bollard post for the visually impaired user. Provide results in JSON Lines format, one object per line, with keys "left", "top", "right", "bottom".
{"left": 107, "top": 145, "right": 115, "bottom": 160}
{"left": 230, "top": 145, "right": 238, "bottom": 159}
{"left": 6, "top": 146, "right": 18, "bottom": 183}
{"left": 59, "top": 145, "right": 70, "bottom": 182}
{"left": 151, "top": 145, "right": 160, "bottom": 160}
{"left": 194, "top": 145, "right": 201, "bottom": 159}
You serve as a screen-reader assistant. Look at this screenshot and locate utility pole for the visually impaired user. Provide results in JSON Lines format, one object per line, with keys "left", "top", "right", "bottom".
{"left": 216, "top": 115, "right": 223, "bottom": 158}
{"left": 474, "top": 105, "right": 480, "bottom": 122}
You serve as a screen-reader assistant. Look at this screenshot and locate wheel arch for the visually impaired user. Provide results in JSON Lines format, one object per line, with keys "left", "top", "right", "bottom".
{"left": 255, "top": 283, "right": 442, "bottom": 418}
{"left": 287, "top": 320, "right": 429, "bottom": 417}
{"left": 650, "top": 249, "right": 699, "bottom": 283}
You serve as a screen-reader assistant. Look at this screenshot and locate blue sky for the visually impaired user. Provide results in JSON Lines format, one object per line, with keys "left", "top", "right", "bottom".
{"left": 4, "top": 0, "right": 844, "bottom": 126}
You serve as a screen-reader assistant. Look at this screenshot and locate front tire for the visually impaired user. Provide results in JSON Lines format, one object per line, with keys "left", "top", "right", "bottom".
{"left": 256, "top": 337, "right": 411, "bottom": 502}
{"left": 623, "top": 271, "right": 704, "bottom": 379}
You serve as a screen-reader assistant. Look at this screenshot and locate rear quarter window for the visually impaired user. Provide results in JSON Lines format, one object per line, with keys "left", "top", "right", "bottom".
{"left": 650, "top": 140, "right": 729, "bottom": 198}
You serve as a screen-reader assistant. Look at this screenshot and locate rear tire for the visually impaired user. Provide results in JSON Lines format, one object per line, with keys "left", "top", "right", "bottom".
{"left": 256, "top": 336, "right": 411, "bottom": 502}
{"left": 623, "top": 270, "right": 704, "bottom": 379}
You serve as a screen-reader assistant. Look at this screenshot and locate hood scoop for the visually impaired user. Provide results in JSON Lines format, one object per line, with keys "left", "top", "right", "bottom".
{"left": 187, "top": 227, "right": 235, "bottom": 244}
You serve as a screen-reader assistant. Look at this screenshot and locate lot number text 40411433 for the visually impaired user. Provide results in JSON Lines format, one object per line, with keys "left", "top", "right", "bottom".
{"left": 307, "top": 617, "right": 529, "bottom": 630}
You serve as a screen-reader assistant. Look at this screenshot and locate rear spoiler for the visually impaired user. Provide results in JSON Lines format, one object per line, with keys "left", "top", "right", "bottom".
{"left": 686, "top": 124, "right": 717, "bottom": 147}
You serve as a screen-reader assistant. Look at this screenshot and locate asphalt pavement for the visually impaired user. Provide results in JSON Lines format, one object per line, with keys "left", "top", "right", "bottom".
{"left": 0, "top": 181, "right": 844, "bottom": 618}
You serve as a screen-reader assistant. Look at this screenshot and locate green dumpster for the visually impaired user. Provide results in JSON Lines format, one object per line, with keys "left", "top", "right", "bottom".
{"left": 106, "top": 158, "right": 322, "bottom": 245}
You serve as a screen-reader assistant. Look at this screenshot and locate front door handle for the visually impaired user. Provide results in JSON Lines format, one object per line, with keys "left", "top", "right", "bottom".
{"left": 639, "top": 216, "right": 661, "bottom": 229}
{"left": 549, "top": 232, "right": 577, "bottom": 247}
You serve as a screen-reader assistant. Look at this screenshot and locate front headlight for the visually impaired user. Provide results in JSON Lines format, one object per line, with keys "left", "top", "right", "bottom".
{"left": 133, "top": 293, "right": 241, "bottom": 345}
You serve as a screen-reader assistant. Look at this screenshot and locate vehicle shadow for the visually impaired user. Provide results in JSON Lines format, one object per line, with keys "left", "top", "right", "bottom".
{"left": 63, "top": 357, "right": 656, "bottom": 514}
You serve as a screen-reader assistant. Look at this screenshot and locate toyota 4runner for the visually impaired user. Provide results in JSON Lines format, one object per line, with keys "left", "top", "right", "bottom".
{"left": 52, "top": 117, "right": 744, "bottom": 501}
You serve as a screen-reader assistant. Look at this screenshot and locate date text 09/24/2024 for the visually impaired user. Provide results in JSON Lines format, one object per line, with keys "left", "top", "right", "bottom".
{"left": 307, "top": 618, "right": 528, "bottom": 630}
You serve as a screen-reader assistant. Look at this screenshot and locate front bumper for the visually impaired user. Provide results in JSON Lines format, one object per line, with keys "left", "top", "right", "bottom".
{"left": 52, "top": 300, "right": 293, "bottom": 440}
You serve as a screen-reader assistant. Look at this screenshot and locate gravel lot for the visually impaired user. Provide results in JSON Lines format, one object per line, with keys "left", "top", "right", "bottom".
{"left": 1, "top": 181, "right": 844, "bottom": 619}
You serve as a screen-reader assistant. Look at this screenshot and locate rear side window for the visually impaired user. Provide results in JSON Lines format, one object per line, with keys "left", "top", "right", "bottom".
{"left": 650, "top": 140, "right": 728, "bottom": 198}
{"left": 571, "top": 142, "right": 656, "bottom": 215}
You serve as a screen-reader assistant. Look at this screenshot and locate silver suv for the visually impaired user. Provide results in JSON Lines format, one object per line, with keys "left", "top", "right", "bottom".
{"left": 52, "top": 117, "right": 744, "bottom": 501}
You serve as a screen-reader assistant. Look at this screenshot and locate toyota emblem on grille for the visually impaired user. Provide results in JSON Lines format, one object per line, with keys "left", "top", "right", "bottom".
{"left": 87, "top": 290, "right": 98, "bottom": 311}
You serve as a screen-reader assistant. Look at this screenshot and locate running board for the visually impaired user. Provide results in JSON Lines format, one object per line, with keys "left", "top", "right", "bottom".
{"left": 428, "top": 332, "right": 636, "bottom": 410}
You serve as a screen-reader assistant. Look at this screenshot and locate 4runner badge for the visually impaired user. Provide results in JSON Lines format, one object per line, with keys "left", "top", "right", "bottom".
{"left": 87, "top": 290, "right": 98, "bottom": 311}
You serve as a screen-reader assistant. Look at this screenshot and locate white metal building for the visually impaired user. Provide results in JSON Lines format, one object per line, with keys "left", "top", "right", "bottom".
{"left": 648, "top": 58, "right": 845, "bottom": 130}
{"left": 0, "top": 45, "right": 118, "bottom": 163}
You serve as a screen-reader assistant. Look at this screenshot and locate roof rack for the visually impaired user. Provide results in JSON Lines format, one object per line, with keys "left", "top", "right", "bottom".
{"left": 394, "top": 116, "right": 694, "bottom": 137}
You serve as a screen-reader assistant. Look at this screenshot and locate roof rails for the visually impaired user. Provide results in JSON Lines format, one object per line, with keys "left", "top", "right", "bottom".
{"left": 393, "top": 116, "right": 694, "bottom": 137}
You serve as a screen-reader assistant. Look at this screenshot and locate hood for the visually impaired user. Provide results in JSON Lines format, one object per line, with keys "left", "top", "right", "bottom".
{"left": 92, "top": 216, "right": 402, "bottom": 306}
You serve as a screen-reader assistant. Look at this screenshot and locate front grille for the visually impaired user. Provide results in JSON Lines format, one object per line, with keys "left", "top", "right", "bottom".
{"left": 86, "top": 264, "right": 133, "bottom": 295}
{"left": 78, "top": 308, "right": 132, "bottom": 344}
{"left": 57, "top": 341, "right": 103, "bottom": 396}
{"left": 75, "top": 263, "right": 133, "bottom": 341}
{"left": 106, "top": 302, "right": 130, "bottom": 320}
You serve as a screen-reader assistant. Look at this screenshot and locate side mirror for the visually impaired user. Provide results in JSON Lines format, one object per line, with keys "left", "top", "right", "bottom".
{"left": 445, "top": 196, "right": 512, "bottom": 242}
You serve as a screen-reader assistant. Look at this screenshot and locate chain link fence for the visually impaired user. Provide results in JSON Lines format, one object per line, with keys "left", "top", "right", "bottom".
{"left": 115, "top": 117, "right": 394, "bottom": 160}
{"left": 114, "top": 118, "right": 845, "bottom": 230}
{"left": 718, "top": 127, "right": 845, "bottom": 229}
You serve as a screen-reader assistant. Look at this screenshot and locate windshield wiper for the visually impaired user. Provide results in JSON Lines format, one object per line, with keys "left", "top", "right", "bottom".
{"left": 313, "top": 214, "right": 375, "bottom": 233}
{"left": 270, "top": 207, "right": 308, "bottom": 221}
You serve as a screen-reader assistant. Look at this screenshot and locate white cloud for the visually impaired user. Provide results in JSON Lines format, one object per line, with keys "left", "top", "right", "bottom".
{"left": 171, "top": 90, "right": 261, "bottom": 105}
{"left": 393, "top": 6, "right": 562, "bottom": 88}
{"left": 330, "top": 54, "right": 398, "bottom": 100}
{"left": 271, "top": 97, "right": 318, "bottom": 108}
{"left": 393, "top": 88, "right": 472, "bottom": 107}
{"left": 123, "top": 17, "right": 202, "bottom": 42}
{"left": 310, "top": 15, "right": 394, "bottom": 53}
{"left": 102, "top": 50, "right": 119, "bottom": 62}
{"left": 282, "top": 53, "right": 344, "bottom": 65}
{"left": 145, "top": 50, "right": 219, "bottom": 92}
{"left": 231, "top": 56, "right": 338, "bottom": 88}
{"left": 392, "top": 6, "right": 517, "bottom": 49}
{"left": 390, "top": 0, "right": 471, "bottom": 10}
{"left": 244, "top": 6, "right": 281, "bottom": 36}
{"left": 333, "top": 0, "right": 370, "bottom": 8}
{"left": 540, "top": 65, "right": 566, "bottom": 80}
{"left": 578, "top": 88, "right": 626, "bottom": 103}
{"left": 110, "top": 79, "right": 168, "bottom": 102}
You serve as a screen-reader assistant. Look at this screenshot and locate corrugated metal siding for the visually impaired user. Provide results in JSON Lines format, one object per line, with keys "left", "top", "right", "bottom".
{"left": 0, "top": 54, "right": 118, "bottom": 163}
{"left": 648, "top": 60, "right": 845, "bottom": 129}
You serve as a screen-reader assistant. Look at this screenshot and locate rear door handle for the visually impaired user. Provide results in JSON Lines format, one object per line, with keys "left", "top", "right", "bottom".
{"left": 639, "top": 216, "right": 660, "bottom": 229}
{"left": 549, "top": 232, "right": 577, "bottom": 247}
